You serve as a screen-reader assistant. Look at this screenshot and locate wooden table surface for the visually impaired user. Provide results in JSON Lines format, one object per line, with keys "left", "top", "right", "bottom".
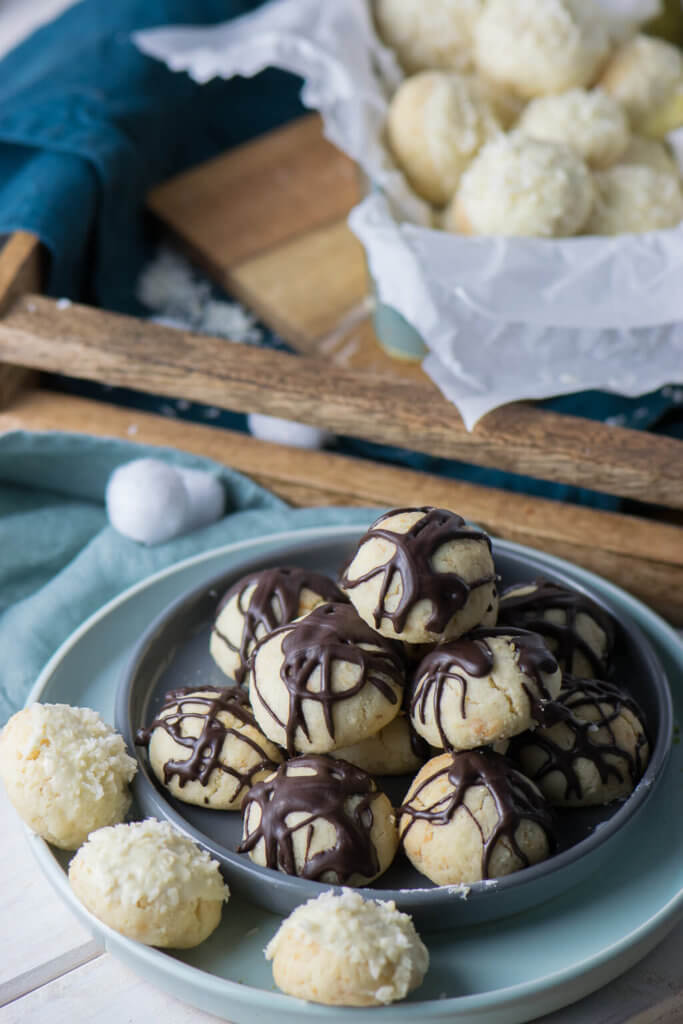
{"left": 0, "top": 781, "right": 680, "bottom": 1024}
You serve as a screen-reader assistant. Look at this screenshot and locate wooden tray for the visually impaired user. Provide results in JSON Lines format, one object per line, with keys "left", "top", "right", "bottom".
{"left": 0, "top": 116, "right": 681, "bottom": 623}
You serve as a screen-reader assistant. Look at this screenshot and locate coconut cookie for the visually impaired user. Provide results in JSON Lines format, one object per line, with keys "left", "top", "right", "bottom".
{"left": 516, "top": 88, "right": 629, "bottom": 169}
{"left": 374, "top": 0, "right": 483, "bottom": 75}
{"left": 239, "top": 755, "right": 398, "bottom": 886}
{"left": 410, "top": 627, "right": 561, "bottom": 751}
{"left": 69, "top": 819, "right": 229, "bottom": 948}
{"left": 249, "top": 602, "right": 404, "bottom": 755}
{"left": 497, "top": 579, "right": 614, "bottom": 679}
{"left": 340, "top": 507, "right": 498, "bottom": 645}
{"left": 266, "top": 888, "right": 429, "bottom": 1006}
{"left": 135, "top": 686, "right": 283, "bottom": 810}
{"left": 386, "top": 71, "right": 500, "bottom": 206}
{"left": 617, "top": 136, "right": 680, "bottom": 178}
{"left": 0, "top": 704, "right": 136, "bottom": 850}
{"left": 510, "top": 676, "right": 650, "bottom": 806}
{"left": 399, "top": 749, "right": 555, "bottom": 885}
{"left": 584, "top": 164, "right": 683, "bottom": 235}
{"left": 331, "top": 713, "right": 430, "bottom": 777}
{"left": 447, "top": 133, "right": 594, "bottom": 238}
{"left": 210, "top": 566, "right": 344, "bottom": 685}
{"left": 599, "top": 34, "right": 683, "bottom": 130}
{"left": 474, "top": 0, "right": 610, "bottom": 100}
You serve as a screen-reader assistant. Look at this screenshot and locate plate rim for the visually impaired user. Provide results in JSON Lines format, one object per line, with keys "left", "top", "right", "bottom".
{"left": 23, "top": 524, "right": 683, "bottom": 1021}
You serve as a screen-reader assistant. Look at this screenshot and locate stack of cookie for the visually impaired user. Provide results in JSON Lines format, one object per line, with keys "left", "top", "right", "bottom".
{"left": 140, "top": 506, "right": 650, "bottom": 895}
{"left": 377, "top": 0, "right": 683, "bottom": 236}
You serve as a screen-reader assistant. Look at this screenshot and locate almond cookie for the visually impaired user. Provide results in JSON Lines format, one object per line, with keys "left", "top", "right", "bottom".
{"left": 69, "top": 819, "right": 229, "bottom": 948}
{"left": 239, "top": 755, "right": 398, "bottom": 886}
{"left": 510, "top": 676, "right": 649, "bottom": 806}
{"left": 410, "top": 627, "right": 561, "bottom": 751}
{"left": 249, "top": 602, "right": 404, "bottom": 755}
{"left": 340, "top": 507, "right": 498, "bottom": 645}
{"left": 0, "top": 703, "right": 136, "bottom": 850}
{"left": 497, "top": 578, "right": 614, "bottom": 678}
{"left": 399, "top": 749, "right": 555, "bottom": 885}
{"left": 135, "top": 686, "right": 283, "bottom": 810}
{"left": 266, "top": 888, "right": 429, "bottom": 1006}
{"left": 210, "top": 566, "right": 344, "bottom": 684}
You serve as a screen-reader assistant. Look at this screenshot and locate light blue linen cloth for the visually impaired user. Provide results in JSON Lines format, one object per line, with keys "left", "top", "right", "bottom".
{"left": 0, "top": 432, "right": 376, "bottom": 724}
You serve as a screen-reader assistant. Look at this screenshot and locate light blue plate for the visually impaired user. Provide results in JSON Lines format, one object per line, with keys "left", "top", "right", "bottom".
{"left": 25, "top": 525, "right": 683, "bottom": 1024}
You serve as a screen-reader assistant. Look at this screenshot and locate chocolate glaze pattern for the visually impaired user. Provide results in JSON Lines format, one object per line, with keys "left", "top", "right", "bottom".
{"left": 509, "top": 675, "right": 649, "bottom": 802}
{"left": 399, "top": 749, "right": 556, "bottom": 879}
{"left": 251, "top": 602, "right": 404, "bottom": 755}
{"left": 411, "top": 627, "right": 559, "bottom": 749}
{"left": 213, "top": 567, "right": 344, "bottom": 684}
{"left": 136, "top": 685, "right": 278, "bottom": 796}
{"left": 498, "top": 579, "right": 615, "bottom": 677}
{"left": 340, "top": 507, "right": 496, "bottom": 635}
{"left": 238, "top": 755, "right": 384, "bottom": 883}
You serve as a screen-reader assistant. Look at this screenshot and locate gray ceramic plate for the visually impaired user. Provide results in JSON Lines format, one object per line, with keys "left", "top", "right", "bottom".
{"left": 115, "top": 533, "right": 672, "bottom": 931}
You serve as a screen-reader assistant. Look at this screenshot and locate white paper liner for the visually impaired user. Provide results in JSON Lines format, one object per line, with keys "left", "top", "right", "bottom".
{"left": 135, "top": 0, "right": 683, "bottom": 429}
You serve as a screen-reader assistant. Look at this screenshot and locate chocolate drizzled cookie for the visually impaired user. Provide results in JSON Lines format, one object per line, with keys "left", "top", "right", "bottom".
{"left": 239, "top": 755, "right": 398, "bottom": 885}
{"left": 211, "top": 567, "right": 345, "bottom": 684}
{"left": 498, "top": 579, "right": 615, "bottom": 677}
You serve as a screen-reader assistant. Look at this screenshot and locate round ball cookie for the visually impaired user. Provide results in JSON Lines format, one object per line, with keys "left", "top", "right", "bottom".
{"left": 399, "top": 749, "right": 555, "bottom": 885}
{"left": 266, "top": 888, "right": 429, "bottom": 1006}
{"left": 210, "top": 566, "right": 344, "bottom": 684}
{"left": 471, "top": 74, "right": 526, "bottom": 129}
{"left": 386, "top": 71, "right": 500, "bottom": 206}
{"left": 0, "top": 703, "right": 136, "bottom": 850}
{"left": 617, "top": 136, "right": 680, "bottom": 178}
{"left": 473, "top": 0, "right": 611, "bottom": 100}
{"left": 584, "top": 164, "right": 683, "bottom": 234}
{"left": 374, "top": 0, "right": 484, "bottom": 75}
{"left": 340, "top": 507, "right": 498, "bottom": 645}
{"left": 249, "top": 602, "right": 404, "bottom": 755}
{"left": 497, "top": 579, "right": 615, "bottom": 679}
{"left": 446, "top": 133, "right": 594, "bottom": 237}
{"left": 330, "top": 713, "right": 430, "bottom": 777}
{"left": 510, "top": 676, "right": 650, "bottom": 806}
{"left": 68, "top": 819, "right": 229, "bottom": 948}
{"left": 516, "top": 88, "right": 630, "bottom": 169}
{"left": 239, "top": 755, "right": 398, "bottom": 886}
{"left": 410, "top": 627, "right": 562, "bottom": 751}
{"left": 599, "top": 34, "right": 683, "bottom": 129}
{"left": 135, "top": 686, "right": 283, "bottom": 811}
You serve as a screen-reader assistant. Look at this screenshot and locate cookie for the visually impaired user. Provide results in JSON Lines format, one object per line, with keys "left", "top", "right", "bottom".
{"left": 266, "top": 888, "right": 429, "bottom": 1006}
{"left": 599, "top": 33, "right": 683, "bottom": 129}
{"left": 516, "top": 88, "right": 629, "bottom": 169}
{"left": 0, "top": 703, "right": 136, "bottom": 850}
{"left": 386, "top": 71, "right": 500, "bottom": 206}
{"left": 249, "top": 602, "right": 404, "bottom": 755}
{"left": 497, "top": 579, "right": 614, "bottom": 678}
{"left": 340, "top": 507, "right": 498, "bottom": 645}
{"left": 239, "top": 755, "right": 398, "bottom": 886}
{"left": 136, "top": 686, "right": 283, "bottom": 810}
{"left": 374, "top": 0, "right": 483, "bottom": 75}
{"left": 68, "top": 819, "right": 229, "bottom": 948}
{"left": 447, "top": 133, "right": 594, "bottom": 237}
{"left": 617, "top": 135, "right": 680, "bottom": 178}
{"left": 510, "top": 676, "right": 650, "bottom": 806}
{"left": 410, "top": 627, "right": 561, "bottom": 750}
{"left": 399, "top": 749, "right": 555, "bottom": 885}
{"left": 474, "top": 0, "right": 611, "bottom": 99}
{"left": 584, "top": 163, "right": 683, "bottom": 234}
{"left": 210, "top": 566, "right": 344, "bottom": 684}
{"left": 330, "top": 713, "right": 430, "bottom": 776}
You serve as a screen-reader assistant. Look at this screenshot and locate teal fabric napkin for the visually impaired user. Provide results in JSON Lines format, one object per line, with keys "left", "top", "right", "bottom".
{"left": 0, "top": 431, "right": 376, "bottom": 725}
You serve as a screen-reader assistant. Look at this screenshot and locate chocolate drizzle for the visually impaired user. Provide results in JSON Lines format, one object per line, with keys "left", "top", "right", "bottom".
{"left": 238, "top": 755, "right": 383, "bottom": 883}
{"left": 252, "top": 602, "right": 404, "bottom": 756}
{"left": 340, "top": 507, "right": 496, "bottom": 635}
{"left": 213, "top": 567, "right": 344, "bottom": 684}
{"left": 498, "top": 579, "right": 615, "bottom": 677}
{"left": 399, "top": 749, "right": 556, "bottom": 878}
{"left": 411, "top": 627, "right": 559, "bottom": 749}
{"left": 509, "top": 676, "right": 649, "bottom": 802}
{"left": 136, "top": 685, "right": 278, "bottom": 795}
